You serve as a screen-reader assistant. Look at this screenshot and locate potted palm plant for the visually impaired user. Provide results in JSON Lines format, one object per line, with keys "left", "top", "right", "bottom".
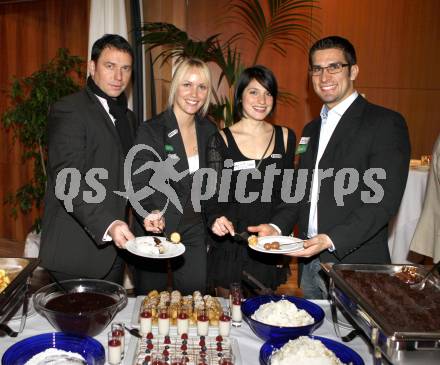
{"left": 1, "top": 48, "right": 85, "bottom": 232}
{"left": 139, "top": 0, "right": 319, "bottom": 125}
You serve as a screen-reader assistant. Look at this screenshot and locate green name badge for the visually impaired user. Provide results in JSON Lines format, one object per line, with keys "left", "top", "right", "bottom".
{"left": 165, "top": 144, "right": 174, "bottom": 152}
{"left": 296, "top": 136, "right": 310, "bottom": 155}
{"left": 296, "top": 144, "right": 308, "bottom": 154}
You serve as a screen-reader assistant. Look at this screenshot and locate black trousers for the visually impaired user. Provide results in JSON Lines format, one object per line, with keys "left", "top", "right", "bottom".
{"left": 50, "top": 253, "right": 125, "bottom": 285}
{"left": 129, "top": 220, "right": 207, "bottom": 295}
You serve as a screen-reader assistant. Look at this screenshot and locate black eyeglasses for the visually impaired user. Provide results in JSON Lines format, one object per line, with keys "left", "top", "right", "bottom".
{"left": 309, "top": 63, "right": 350, "bottom": 76}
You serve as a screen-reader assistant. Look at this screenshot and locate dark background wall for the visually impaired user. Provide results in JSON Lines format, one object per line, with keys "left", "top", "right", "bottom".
{"left": 1, "top": 0, "right": 439, "bottom": 241}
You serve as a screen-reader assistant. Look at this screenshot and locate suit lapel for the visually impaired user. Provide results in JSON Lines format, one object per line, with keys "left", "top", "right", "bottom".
{"left": 86, "top": 87, "right": 139, "bottom": 156}
{"left": 163, "top": 109, "right": 190, "bottom": 175}
{"left": 85, "top": 88, "right": 126, "bottom": 156}
{"left": 319, "top": 95, "right": 366, "bottom": 166}
{"left": 195, "top": 115, "right": 210, "bottom": 168}
{"left": 300, "top": 120, "right": 320, "bottom": 168}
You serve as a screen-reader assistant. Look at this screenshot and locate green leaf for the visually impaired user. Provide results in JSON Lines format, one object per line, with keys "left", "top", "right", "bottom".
{"left": 138, "top": 0, "right": 318, "bottom": 126}
{"left": 1, "top": 48, "right": 85, "bottom": 227}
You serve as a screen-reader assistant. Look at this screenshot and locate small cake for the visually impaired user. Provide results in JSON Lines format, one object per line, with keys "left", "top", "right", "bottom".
{"left": 247, "top": 235, "right": 258, "bottom": 246}
{"left": 170, "top": 232, "right": 181, "bottom": 244}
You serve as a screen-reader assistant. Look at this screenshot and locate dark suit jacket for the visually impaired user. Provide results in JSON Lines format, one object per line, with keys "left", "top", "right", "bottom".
{"left": 40, "top": 87, "right": 138, "bottom": 278}
{"left": 131, "top": 108, "right": 218, "bottom": 235}
{"left": 272, "top": 95, "right": 411, "bottom": 263}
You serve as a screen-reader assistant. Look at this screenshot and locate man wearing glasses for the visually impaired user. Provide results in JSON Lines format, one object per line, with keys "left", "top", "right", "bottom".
{"left": 249, "top": 36, "right": 411, "bottom": 298}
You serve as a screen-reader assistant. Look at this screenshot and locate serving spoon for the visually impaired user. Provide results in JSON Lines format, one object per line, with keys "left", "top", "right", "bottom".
{"left": 410, "top": 261, "right": 440, "bottom": 290}
{"left": 123, "top": 324, "right": 142, "bottom": 338}
{"left": 46, "top": 270, "right": 69, "bottom": 294}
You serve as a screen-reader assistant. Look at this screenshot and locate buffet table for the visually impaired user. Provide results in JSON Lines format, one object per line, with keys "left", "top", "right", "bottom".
{"left": 1, "top": 298, "right": 374, "bottom": 364}
{"left": 388, "top": 166, "right": 429, "bottom": 263}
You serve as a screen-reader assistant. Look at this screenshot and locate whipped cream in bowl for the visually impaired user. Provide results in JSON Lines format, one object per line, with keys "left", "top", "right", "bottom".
{"left": 241, "top": 295, "right": 325, "bottom": 341}
{"left": 270, "top": 336, "right": 344, "bottom": 365}
{"left": 251, "top": 299, "right": 315, "bottom": 327}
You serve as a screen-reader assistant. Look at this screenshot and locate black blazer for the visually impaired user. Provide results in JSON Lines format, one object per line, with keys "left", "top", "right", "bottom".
{"left": 272, "top": 95, "right": 411, "bottom": 263}
{"left": 40, "top": 87, "right": 138, "bottom": 278}
{"left": 131, "top": 108, "right": 217, "bottom": 235}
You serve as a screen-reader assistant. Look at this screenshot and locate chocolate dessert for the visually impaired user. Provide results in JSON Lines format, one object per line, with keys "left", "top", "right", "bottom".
{"left": 340, "top": 270, "right": 440, "bottom": 332}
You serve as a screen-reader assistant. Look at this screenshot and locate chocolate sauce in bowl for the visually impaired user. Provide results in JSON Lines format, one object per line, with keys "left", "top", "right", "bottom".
{"left": 42, "top": 292, "right": 119, "bottom": 336}
{"left": 46, "top": 292, "right": 116, "bottom": 312}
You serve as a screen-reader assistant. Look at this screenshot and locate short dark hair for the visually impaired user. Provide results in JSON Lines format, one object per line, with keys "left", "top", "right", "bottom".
{"left": 91, "top": 34, "right": 134, "bottom": 62}
{"left": 309, "top": 36, "right": 357, "bottom": 67}
{"left": 234, "top": 65, "right": 278, "bottom": 122}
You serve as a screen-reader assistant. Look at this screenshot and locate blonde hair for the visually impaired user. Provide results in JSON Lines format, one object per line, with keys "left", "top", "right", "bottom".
{"left": 168, "top": 58, "right": 212, "bottom": 116}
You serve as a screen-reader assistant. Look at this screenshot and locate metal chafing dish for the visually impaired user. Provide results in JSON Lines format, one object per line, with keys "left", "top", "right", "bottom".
{"left": 0, "top": 257, "right": 39, "bottom": 335}
{"left": 327, "top": 263, "right": 440, "bottom": 365}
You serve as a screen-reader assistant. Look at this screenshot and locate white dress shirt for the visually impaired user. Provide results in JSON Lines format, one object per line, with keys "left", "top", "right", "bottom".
{"left": 94, "top": 94, "right": 121, "bottom": 241}
{"left": 307, "top": 92, "right": 359, "bottom": 242}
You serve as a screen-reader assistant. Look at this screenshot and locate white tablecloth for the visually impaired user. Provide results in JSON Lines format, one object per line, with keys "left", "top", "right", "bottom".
{"left": 388, "top": 167, "right": 429, "bottom": 263}
{"left": 1, "top": 298, "right": 374, "bottom": 364}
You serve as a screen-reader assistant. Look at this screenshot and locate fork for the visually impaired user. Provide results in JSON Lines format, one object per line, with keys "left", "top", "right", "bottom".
{"left": 233, "top": 231, "right": 250, "bottom": 242}
{"left": 410, "top": 261, "right": 440, "bottom": 290}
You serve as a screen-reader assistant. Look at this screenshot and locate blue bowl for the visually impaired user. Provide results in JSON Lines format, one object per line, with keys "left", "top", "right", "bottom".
{"left": 241, "top": 295, "right": 324, "bottom": 341}
{"left": 260, "top": 335, "right": 365, "bottom": 365}
{"left": 2, "top": 332, "right": 105, "bottom": 365}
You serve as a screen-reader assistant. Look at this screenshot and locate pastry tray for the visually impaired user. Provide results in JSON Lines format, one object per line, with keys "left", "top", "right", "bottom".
{"left": 124, "top": 333, "right": 241, "bottom": 365}
{"left": 131, "top": 296, "right": 223, "bottom": 336}
{"left": 328, "top": 263, "right": 440, "bottom": 365}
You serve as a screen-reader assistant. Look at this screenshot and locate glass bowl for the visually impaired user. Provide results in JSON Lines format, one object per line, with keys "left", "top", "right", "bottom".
{"left": 33, "top": 278, "right": 127, "bottom": 337}
{"left": 260, "top": 335, "right": 364, "bottom": 365}
{"left": 241, "top": 295, "right": 324, "bottom": 341}
{"left": 2, "top": 332, "right": 105, "bottom": 365}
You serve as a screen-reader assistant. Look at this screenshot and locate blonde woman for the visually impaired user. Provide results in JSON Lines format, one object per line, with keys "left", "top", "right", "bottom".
{"left": 130, "top": 58, "right": 217, "bottom": 294}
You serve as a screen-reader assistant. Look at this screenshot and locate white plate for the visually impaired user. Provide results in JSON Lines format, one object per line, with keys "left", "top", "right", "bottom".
{"left": 249, "top": 235, "right": 304, "bottom": 254}
{"left": 126, "top": 236, "right": 185, "bottom": 259}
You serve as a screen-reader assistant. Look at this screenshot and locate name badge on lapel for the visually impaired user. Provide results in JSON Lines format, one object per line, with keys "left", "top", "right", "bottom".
{"left": 271, "top": 153, "right": 282, "bottom": 159}
{"left": 168, "top": 129, "right": 178, "bottom": 138}
{"left": 233, "top": 160, "right": 256, "bottom": 171}
{"left": 296, "top": 136, "right": 310, "bottom": 155}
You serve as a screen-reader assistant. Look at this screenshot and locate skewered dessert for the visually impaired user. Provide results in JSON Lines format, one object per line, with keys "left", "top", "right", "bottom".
{"left": 140, "top": 290, "right": 223, "bottom": 328}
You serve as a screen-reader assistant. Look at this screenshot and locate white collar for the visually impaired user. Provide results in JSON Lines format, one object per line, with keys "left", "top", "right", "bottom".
{"left": 320, "top": 91, "right": 358, "bottom": 120}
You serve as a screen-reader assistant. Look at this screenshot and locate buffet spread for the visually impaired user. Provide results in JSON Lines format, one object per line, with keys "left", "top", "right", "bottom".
{"left": 328, "top": 264, "right": 440, "bottom": 365}
{"left": 2, "top": 261, "right": 440, "bottom": 364}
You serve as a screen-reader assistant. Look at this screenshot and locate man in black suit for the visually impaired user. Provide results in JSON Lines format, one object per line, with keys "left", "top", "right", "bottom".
{"left": 40, "top": 34, "right": 137, "bottom": 283}
{"left": 249, "top": 36, "right": 410, "bottom": 298}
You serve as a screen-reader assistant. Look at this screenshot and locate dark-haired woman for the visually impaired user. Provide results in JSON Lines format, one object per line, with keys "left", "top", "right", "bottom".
{"left": 205, "top": 65, "right": 296, "bottom": 296}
